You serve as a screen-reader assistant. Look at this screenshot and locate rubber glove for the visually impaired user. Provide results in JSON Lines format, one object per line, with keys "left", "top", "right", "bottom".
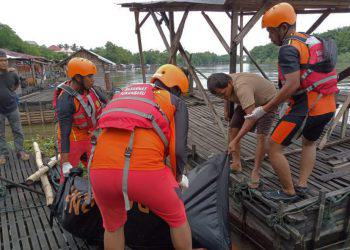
{"left": 62, "top": 162, "right": 73, "bottom": 176}
{"left": 244, "top": 106, "right": 267, "bottom": 120}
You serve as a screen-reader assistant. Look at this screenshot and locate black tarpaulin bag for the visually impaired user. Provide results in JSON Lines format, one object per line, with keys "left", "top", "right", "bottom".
{"left": 125, "top": 153, "right": 231, "bottom": 250}
{"left": 184, "top": 153, "right": 231, "bottom": 250}
{"left": 50, "top": 168, "right": 103, "bottom": 243}
{"left": 125, "top": 203, "right": 173, "bottom": 249}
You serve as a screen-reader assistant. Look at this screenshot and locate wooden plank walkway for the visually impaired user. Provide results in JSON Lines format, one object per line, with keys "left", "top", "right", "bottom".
{"left": 0, "top": 151, "right": 93, "bottom": 250}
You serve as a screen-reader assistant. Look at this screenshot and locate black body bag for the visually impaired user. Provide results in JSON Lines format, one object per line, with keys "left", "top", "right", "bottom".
{"left": 125, "top": 153, "right": 231, "bottom": 250}
{"left": 50, "top": 168, "right": 104, "bottom": 244}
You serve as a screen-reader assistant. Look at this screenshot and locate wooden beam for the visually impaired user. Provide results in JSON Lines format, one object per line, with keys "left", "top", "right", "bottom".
{"left": 161, "top": 12, "right": 228, "bottom": 141}
{"left": 239, "top": 11, "right": 244, "bottom": 72}
{"left": 312, "top": 190, "right": 326, "bottom": 248}
{"left": 169, "top": 11, "right": 176, "bottom": 64}
{"left": 150, "top": 11, "right": 170, "bottom": 51}
{"left": 201, "top": 11, "right": 230, "bottom": 53}
{"left": 168, "top": 9, "right": 189, "bottom": 63}
{"left": 306, "top": 8, "right": 331, "bottom": 34}
{"left": 232, "top": 0, "right": 269, "bottom": 45}
{"left": 226, "top": 10, "right": 270, "bottom": 80}
{"left": 229, "top": 6, "right": 238, "bottom": 74}
{"left": 134, "top": 11, "right": 146, "bottom": 83}
{"left": 139, "top": 12, "right": 151, "bottom": 28}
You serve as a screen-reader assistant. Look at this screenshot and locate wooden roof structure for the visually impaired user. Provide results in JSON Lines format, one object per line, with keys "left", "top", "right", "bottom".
{"left": 121, "top": 0, "right": 350, "bottom": 13}
{"left": 121, "top": 0, "right": 350, "bottom": 140}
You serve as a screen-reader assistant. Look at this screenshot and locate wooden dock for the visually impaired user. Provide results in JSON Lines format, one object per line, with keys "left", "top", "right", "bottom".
{"left": 0, "top": 151, "right": 95, "bottom": 250}
{"left": 185, "top": 91, "right": 350, "bottom": 250}
{"left": 3, "top": 88, "right": 350, "bottom": 249}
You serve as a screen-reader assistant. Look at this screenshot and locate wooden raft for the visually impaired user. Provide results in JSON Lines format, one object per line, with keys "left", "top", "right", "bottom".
{"left": 0, "top": 151, "right": 92, "bottom": 250}
{"left": 185, "top": 92, "right": 350, "bottom": 250}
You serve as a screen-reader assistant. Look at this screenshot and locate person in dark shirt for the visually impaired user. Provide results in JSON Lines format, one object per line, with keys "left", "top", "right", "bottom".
{"left": 55, "top": 57, "right": 106, "bottom": 182}
{"left": 246, "top": 3, "right": 337, "bottom": 202}
{"left": 0, "top": 50, "right": 29, "bottom": 165}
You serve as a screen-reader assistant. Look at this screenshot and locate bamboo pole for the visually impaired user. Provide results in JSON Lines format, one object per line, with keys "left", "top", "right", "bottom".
{"left": 33, "top": 142, "right": 54, "bottom": 206}
{"left": 26, "top": 155, "right": 60, "bottom": 185}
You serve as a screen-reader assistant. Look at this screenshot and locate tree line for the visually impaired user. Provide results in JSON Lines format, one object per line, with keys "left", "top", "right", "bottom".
{"left": 250, "top": 26, "right": 350, "bottom": 64}
{"left": 1, "top": 22, "right": 349, "bottom": 66}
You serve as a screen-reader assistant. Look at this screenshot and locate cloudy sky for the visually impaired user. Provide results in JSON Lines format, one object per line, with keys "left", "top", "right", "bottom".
{"left": 2, "top": 0, "right": 350, "bottom": 55}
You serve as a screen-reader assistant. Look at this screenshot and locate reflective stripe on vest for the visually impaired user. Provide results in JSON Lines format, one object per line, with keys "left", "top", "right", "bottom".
{"left": 109, "top": 96, "right": 170, "bottom": 125}
{"left": 279, "top": 33, "right": 338, "bottom": 95}
{"left": 58, "top": 83, "right": 102, "bottom": 130}
{"left": 100, "top": 107, "right": 169, "bottom": 148}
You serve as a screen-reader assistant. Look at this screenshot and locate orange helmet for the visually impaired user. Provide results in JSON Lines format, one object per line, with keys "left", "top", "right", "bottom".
{"left": 67, "top": 57, "right": 97, "bottom": 78}
{"left": 150, "top": 64, "right": 189, "bottom": 94}
{"left": 262, "top": 2, "right": 296, "bottom": 29}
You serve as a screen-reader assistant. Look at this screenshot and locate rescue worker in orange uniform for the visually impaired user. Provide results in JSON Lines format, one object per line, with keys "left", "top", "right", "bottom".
{"left": 246, "top": 3, "right": 338, "bottom": 202}
{"left": 55, "top": 57, "right": 107, "bottom": 183}
{"left": 89, "top": 64, "right": 192, "bottom": 250}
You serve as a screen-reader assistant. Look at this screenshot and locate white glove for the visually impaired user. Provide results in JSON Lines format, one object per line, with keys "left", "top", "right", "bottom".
{"left": 179, "top": 175, "right": 189, "bottom": 189}
{"left": 244, "top": 106, "right": 267, "bottom": 120}
{"left": 62, "top": 162, "right": 73, "bottom": 176}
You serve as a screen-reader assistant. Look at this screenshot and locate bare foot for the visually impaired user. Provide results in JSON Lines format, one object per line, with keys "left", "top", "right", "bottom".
{"left": 248, "top": 168, "right": 261, "bottom": 189}
{"left": 230, "top": 161, "right": 242, "bottom": 173}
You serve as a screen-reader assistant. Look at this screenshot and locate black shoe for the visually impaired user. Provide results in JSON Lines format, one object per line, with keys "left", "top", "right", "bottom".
{"left": 263, "top": 190, "right": 299, "bottom": 203}
{"left": 295, "top": 186, "right": 308, "bottom": 198}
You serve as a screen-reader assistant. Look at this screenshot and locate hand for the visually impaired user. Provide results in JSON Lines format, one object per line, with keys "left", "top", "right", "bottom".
{"left": 244, "top": 106, "right": 267, "bottom": 120}
{"left": 179, "top": 175, "right": 189, "bottom": 189}
{"left": 228, "top": 140, "right": 238, "bottom": 154}
{"left": 62, "top": 162, "right": 73, "bottom": 176}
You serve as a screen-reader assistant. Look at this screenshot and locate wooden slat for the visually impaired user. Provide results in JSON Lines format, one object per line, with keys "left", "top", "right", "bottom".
{"left": 0, "top": 150, "right": 90, "bottom": 249}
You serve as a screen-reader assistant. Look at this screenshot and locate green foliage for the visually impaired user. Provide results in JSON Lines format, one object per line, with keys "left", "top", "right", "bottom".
{"left": 93, "top": 41, "right": 134, "bottom": 64}
{"left": 317, "top": 26, "right": 350, "bottom": 55}
{"left": 250, "top": 26, "right": 350, "bottom": 64}
{"left": 250, "top": 43, "right": 279, "bottom": 64}
{"left": 0, "top": 23, "right": 66, "bottom": 60}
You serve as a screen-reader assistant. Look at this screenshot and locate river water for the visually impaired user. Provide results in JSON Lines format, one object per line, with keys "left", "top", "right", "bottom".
{"left": 6, "top": 63, "right": 350, "bottom": 249}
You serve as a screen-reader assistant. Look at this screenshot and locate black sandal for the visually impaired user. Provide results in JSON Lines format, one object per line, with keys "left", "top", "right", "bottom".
{"left": 262, "top": 190, "right": 299, "bottom": 203}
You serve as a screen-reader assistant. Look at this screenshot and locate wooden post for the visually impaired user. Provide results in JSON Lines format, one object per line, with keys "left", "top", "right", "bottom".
{"left": 312, "top": 190, "right": 326, "bottom": 248}
{"left": 232, "top": 0, "right": 270, "bottom": 45}
{"left": 134, "top": 11, "right": 146, "bottom": 83}
{"left": 227, "top": 3, "right": 239, "bottom": 140}
{"left": 30, "top": 60, "right": 37, "bottom": 86}
{"left": 239, "top": 11, "right": 244, "bottom": 72}
{"left": 168, "top": 10, "right": 189, "bottom": 64}
{"left": 169, "top": 11, "right": 176, "bottom": 65}
{"left": 104, "top": 64, "right": 112, "bottom": 91}
{"left": 225, "top": 11, "right": 270, "bottom": 80}
{"left": 24, "top": 101, "right": 31, "bottom": 125}
{"left": 189, "top": 54, "right": 194, "bottom": 95}
{"left": 39, "top": 101, "right": 44, "bottom": 124}
{"left": 229, "top": 5, "right": 238, "bottom": 74}
{"left": 160, "top": 12, "right": 228, "bottom": 141}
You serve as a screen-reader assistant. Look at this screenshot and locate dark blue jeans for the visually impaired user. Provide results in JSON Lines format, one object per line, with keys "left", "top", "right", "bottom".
{"left": 0, "top": 108, "right": 25, "bottom": 155}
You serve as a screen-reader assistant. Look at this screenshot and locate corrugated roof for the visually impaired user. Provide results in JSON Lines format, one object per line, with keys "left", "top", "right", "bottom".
{"left": 58, "top": 49, "right": 116, "bottom": 66}
{"left": 1, "top": 49, "right": 45, "bottom": 60}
